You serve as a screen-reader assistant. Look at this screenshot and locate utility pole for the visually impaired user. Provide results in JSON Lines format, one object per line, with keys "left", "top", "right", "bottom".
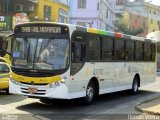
{"left": 87, "top": 21, "right": 93, "bottom": 28}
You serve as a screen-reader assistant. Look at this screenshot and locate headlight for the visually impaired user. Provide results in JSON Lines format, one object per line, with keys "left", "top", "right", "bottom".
{"left": 55, "top": 79, "right": 65, "bottom": 86}
{"left": 11, "top": 79, "right": 20, "bottom": 85}
{"left": 48, "top": 81, "right": 60, "bottom": 88}
{"left": 60, "top": 79, "right": 65, "bottom": 83}
{"left": 49, "top": 79, "right": 65, "bottom": 88}
{"left": 49, "top": 83, "right": 54, "bottom": 88}
{"left": 55, "top": 81, "right": 60, "bottom": 86}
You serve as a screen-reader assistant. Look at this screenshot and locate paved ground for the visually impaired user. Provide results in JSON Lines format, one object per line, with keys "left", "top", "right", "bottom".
{"left": 0, "top": 78, "right": 160, "bottom": 120}
{"left": 136, "top": 96, "right": 160, "bottom": 115}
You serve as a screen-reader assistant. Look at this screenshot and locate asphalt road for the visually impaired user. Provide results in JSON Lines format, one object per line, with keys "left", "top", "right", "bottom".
{"left": 0, "top": 78, "right": 160, "bottom": 120}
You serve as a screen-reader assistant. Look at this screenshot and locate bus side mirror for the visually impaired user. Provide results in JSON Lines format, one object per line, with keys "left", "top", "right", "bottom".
{"left": 5, "top": 34, "right": 13, "bottom": 58}
{"left": 0, "top": 64, "right": 10, "bottom": 73}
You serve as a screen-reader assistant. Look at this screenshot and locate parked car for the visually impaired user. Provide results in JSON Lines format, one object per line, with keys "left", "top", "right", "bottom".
{"left": 0, "top": 62, "right": 10, "bottom": 94}
{"left": 0, "top": 57, "right": 10, "bottom": 64}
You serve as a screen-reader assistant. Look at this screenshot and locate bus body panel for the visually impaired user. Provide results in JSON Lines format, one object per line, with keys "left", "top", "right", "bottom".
{"left": 9, "top": 79, "right": 69, "bottom": 99}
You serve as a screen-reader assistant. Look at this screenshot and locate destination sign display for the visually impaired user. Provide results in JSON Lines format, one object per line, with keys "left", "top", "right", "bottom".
{"left": 14, "top": 24, "right": 69, "bottom": 34}
{"left": 21, "top": 26, "right": 61, "bottom": 33}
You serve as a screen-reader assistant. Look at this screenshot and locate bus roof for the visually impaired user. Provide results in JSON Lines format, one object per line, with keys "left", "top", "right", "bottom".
{"left": 15, "top": 22, "right": 151, "bottom": 42}
{"left": 146, "top": 31, "right": 160, "bottom": 42}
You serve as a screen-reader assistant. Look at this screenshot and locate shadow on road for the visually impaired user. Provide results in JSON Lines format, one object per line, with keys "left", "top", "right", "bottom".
{"left": 0, "top": 92, "right": 27, "bottom": 105}
{"left": 14, "top": 90, "right": 160, "bottom": 120}
{"left": 16, "top": 90, "right": 159, "bottom": 113}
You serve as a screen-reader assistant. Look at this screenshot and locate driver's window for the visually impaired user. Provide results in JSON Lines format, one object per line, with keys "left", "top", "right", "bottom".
{"left": 0, "top": 64, "right": 9, "bottom": 73}
{"left": 6, "top": 36, "right": 12, "bottom": 55}
{"left": 71, "top": 31, "right": 86, "bottom": 75}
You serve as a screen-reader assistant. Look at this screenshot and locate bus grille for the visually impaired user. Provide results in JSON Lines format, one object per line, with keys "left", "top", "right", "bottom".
{"left": 21, "top": 88, "right": 46, "bottom": 95}
{"left": 19, "top": 82, "right": 48, "bottom": 86}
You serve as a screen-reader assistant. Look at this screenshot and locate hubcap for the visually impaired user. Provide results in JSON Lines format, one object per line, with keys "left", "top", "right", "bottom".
{"left": 133, "top": 80, "right": 138, "bottom": 92}
{"left": 86, "top": 86, "right": 94, "bottom": 101}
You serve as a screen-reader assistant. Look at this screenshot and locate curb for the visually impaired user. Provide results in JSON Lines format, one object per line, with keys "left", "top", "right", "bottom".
{"left": 135, "top": 95, "right": 160, "bottom": 115}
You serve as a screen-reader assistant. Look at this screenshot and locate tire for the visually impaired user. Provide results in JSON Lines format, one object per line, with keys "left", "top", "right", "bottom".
{"left": 6, "top": 88, "right": 9, "bottom": 95}
{"left": 131, "top": 77, "right": 139, "bottom": 94}
{"left": 83, "top": 81, "right": 96, "bottom": 105}
{"left": 40, "top": 98, "right": 53, "bottom": 105}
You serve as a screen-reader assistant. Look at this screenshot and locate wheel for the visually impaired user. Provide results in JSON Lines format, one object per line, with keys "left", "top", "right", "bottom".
{"left": 6, "top": 88, "right": 9, "bottom": 95}
{"left": 131, "top": 77, "right": 139, "bottom": 94}
{"left": 40, "top": 98, "right": 53, "bottom": 105}
{"left": 83, "top": 81, "right": 96, "bottom": 105}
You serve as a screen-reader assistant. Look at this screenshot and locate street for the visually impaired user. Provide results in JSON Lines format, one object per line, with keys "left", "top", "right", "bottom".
{"left": 0, "top": 78, "right": 160, "bottom": 120}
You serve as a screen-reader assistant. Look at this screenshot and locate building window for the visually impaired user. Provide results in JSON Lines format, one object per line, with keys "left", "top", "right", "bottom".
{"left": 15, "top": 4, "right": 24, "bottom": 12}
{"left": 44, "top": 5, "right": 51, "bottom": 21}
{"left": 106, "top": 9, "right": 108, "bottom": 18}
{"left": 133, "top": 26, "right": 135, "bottom": 30}
{"left": 153, "top": 11, "right": 156, "bottom": 14}
{"left": 78, "top": 0, "right": 86, "bottom": 9}
{"left": 59, "top": 9, "right": 68, "bottom": 23}
{"left": 0, "top": 1, "right": 1, "bottom": 13}
{"left": 143, "top": 21, "right": 146, "bottom": 28}
{"left": 151, "top": 19, "right": 153, "bottom": 24}
{"left": 116, "top": 0, "right": 124, "bottom": 5}
{"left": 97, "top": 3, "right": 99, "bottom": 10}
{"left": 77, "top": 22, "right": 86, "bottom": 27}
{"left": 135, "top": 19, "right": 137, "bottom": 23}
{"left": 150, "top": 9, "right": 152, "bottom": 13}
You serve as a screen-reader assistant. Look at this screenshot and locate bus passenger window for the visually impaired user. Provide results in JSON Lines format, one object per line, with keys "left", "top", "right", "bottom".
{"left": 72, "top": 42, "right": 85, "bottom": 62}
{"left": 115, "top": 40, "right": 125, "bottom": 60}
{"left": 135, "top": 42, "right": 143, "bottom": 61}
{"left": 125, "top": 41, "right": 134, "bottom": 61}
{"left": 151, "top": 44, "right": 156, "bottom": 61}
{"left": 88, "top": 35, "right": 101, "bottom": 61}
{"left": 102, "top": 37, "right": 114, "bottom": 61}
{"left": 144, "top": 43, "right": 152, "bottom": 61}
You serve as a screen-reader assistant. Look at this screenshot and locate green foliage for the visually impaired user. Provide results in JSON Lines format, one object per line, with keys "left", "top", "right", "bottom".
{"left": 114, "top": 21, "right": 144, "bottom": 36}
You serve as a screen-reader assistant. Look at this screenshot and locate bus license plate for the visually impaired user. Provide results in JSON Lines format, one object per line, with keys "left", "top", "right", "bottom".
{"left": 28, "top": 87, "right": 37, "bottom": 94}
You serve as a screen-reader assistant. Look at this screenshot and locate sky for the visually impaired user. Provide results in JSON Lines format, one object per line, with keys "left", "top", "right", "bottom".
{"left": 145, "top": 0, "right": 160, "bottom": 6}
{"left": 129, "top": 0, "right": 160, "bottom": 6}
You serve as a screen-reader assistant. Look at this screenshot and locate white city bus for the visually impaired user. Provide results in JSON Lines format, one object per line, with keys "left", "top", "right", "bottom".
{"left": 147, "top": 31, "right": 160, "bottom": 73}
{"left": 9, "top": 22, "right": 156, "bottom": 104}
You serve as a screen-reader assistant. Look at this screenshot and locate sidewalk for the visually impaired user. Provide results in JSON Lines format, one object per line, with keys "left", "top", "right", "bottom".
{"left": 136, "top": 96, "right": 160, "bottom": 115}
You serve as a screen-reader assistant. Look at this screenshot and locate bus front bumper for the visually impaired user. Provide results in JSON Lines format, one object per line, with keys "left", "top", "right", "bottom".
{"left": 9, "top": 79, "right": 69, "bottom": 99}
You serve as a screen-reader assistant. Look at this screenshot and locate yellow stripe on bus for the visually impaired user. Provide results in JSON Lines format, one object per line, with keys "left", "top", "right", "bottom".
{"left": 11, "top": 72, "right": 61, "bottom": 84}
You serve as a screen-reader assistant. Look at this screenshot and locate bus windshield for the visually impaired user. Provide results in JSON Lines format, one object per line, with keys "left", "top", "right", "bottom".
{"left": 12, "top": 37, "right": 69, "bottom": 71}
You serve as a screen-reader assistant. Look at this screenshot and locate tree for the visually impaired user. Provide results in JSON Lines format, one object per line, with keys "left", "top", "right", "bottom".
{"left": 114, "top": 21, "right": 144, "bottom": 36}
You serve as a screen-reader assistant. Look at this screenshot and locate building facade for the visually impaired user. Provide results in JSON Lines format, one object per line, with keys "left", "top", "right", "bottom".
{"left": 144, "top": 2, "right": 160, "bottom": 33}
{"left": 70, "top": 0, "right": 116, "bottom": 31}
{"left": 115, "top": 0, "right": 160, "bottom": 37}
{"left": 0, "top": 0, "right": 70, "bottom": 31}
{"left": 129, "top": 13, "right": 147, "bottom": 37}
{"left": 33, "top": 0, "right": 70, "bottom": 23}
{"left": 106, "top": 0, "right": 116, "bottom": 31}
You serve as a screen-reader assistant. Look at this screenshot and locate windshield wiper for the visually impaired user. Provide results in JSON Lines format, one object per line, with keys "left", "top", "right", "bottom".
{"left": 37, "top": 38, "right": 53, "bottom": 60}
{"left": 40, "top": 38, "right": 53, "bottom": 53}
